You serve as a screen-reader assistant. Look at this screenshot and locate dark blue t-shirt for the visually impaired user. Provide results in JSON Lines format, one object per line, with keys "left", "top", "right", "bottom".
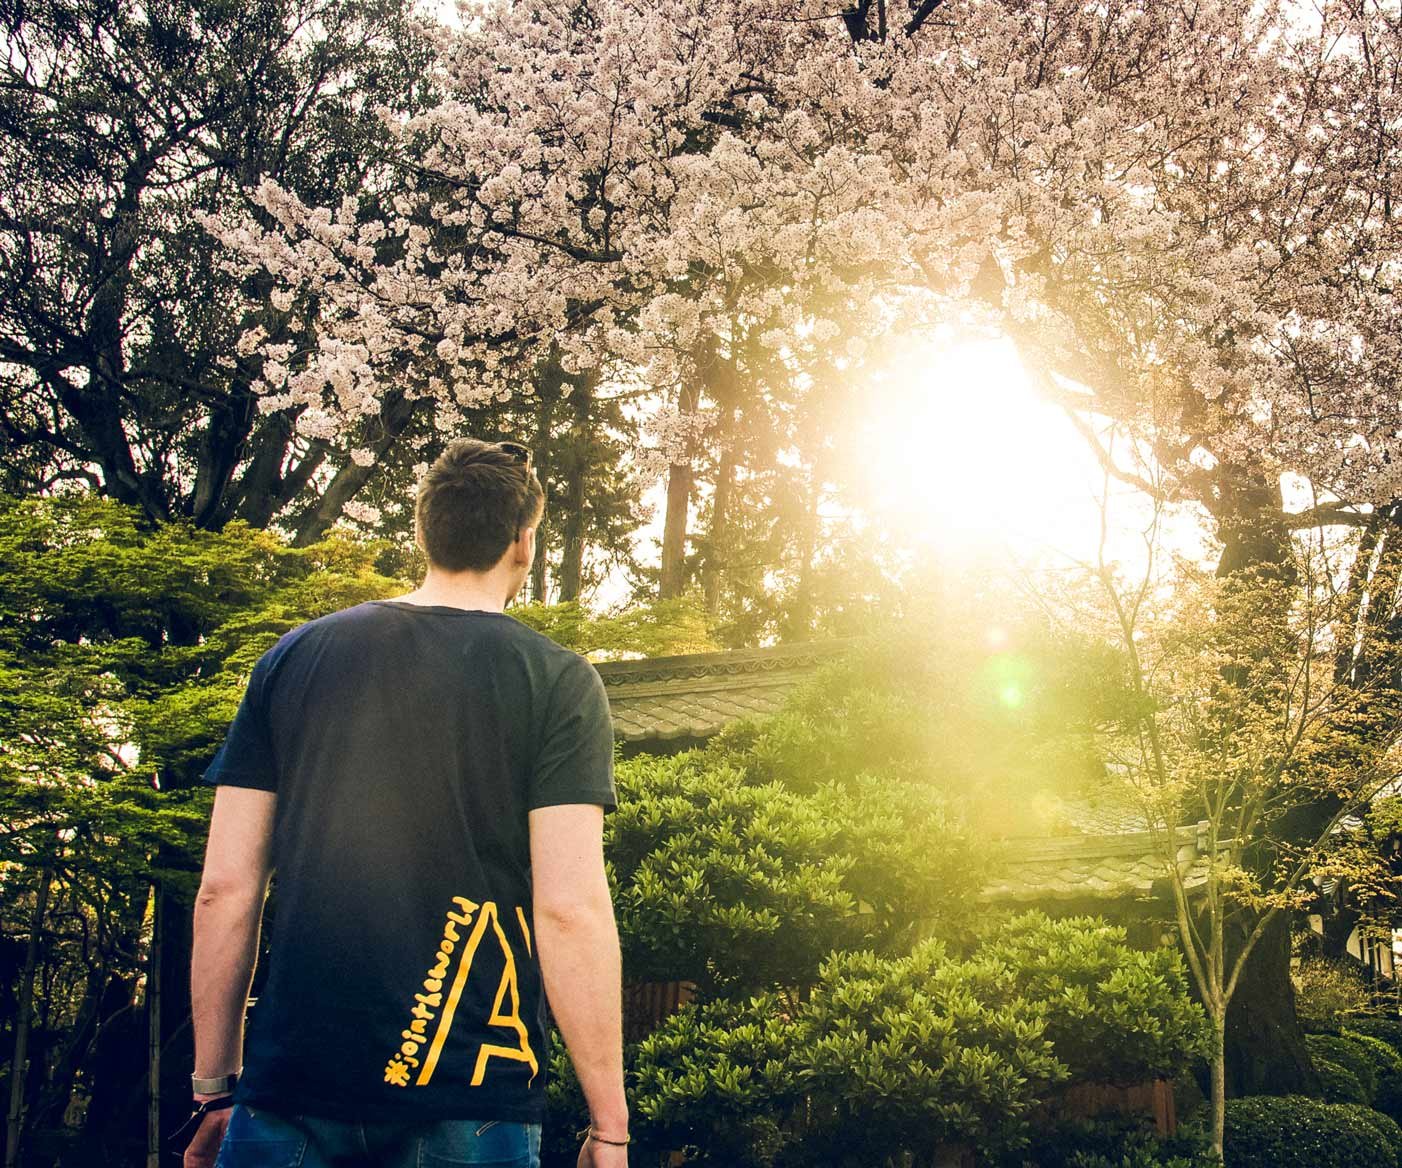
{"left": 202, "top": 599, "right": 617, "bottom": 1123}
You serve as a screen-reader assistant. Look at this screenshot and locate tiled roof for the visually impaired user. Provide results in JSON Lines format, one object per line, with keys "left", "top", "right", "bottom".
{"left": 594, "top": 639, "right": 857, "bottom": 743}
{"left": 981, "top": 822, "right": 1230, "bottom": 904}
{"left": 594, "top": 641, "right": 1232, "bottom": 905}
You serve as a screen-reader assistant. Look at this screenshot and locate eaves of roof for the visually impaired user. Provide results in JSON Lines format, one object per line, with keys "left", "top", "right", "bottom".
{"left": 980, "top": 823, "right": 1236, "bottom": 904}
{"left": 594, "top": 638, "right": 860, "bottom": 743}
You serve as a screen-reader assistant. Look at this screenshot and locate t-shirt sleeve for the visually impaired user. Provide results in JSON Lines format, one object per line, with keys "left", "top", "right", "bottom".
{"left": 202, "top": 653, "right": 279, "bottom": 792}
{"left": 528, "top": 654, "right": 617, "bottom": 812}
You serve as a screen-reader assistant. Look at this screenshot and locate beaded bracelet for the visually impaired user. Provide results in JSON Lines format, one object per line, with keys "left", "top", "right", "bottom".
{"left": 577, "top": 1123, "right": 631, "bottom": 1147}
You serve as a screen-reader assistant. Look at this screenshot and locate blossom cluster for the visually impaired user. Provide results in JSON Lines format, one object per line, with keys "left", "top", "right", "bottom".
{"left": 206, "top": 0, "right": 1402, "bottom": 501}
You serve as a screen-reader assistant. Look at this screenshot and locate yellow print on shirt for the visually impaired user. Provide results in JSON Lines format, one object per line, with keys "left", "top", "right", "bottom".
{"left": 382, "top": 896, "right": 538, "bottom": 1089}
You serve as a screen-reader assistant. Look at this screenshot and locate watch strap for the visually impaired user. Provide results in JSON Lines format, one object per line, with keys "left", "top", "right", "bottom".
{"left": 190, "top": 1070, "right": 239, "bottom": 1095}
{"left": 168, "top": 1094, "right": 235, "bottom": 1151}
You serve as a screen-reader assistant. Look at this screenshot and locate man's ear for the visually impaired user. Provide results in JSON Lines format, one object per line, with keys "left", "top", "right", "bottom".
{"left": 516, "top": 524, "right": 536, "bottom": 564}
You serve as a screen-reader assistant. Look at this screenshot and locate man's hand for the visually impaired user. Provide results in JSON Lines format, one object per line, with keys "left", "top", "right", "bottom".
{"left": 576, "top": 1135, "right": 629, "bottom": 1168}
{"left": 182, "top": 1107, "right": 232, "bottom": 1168}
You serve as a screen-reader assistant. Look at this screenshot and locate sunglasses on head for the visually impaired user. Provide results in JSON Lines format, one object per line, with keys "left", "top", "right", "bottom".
{"left": 494, "top": 440, "right": 532, "bottom": 468}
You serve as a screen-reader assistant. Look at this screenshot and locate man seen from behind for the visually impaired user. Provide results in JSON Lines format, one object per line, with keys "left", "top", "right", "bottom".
{"left": 183, "top": 438, "right": 628, "bottom": 1168}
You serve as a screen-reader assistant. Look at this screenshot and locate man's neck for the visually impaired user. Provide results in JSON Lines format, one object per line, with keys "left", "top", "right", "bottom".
{"left": 396, "top": 571, "right": 512, "bottom": 614}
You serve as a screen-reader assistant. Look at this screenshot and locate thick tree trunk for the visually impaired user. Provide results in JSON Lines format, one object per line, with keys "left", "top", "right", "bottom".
{"left": 701, "top": 407, "right": 736, "bottom": 618}
{"left": 6, "top": 870, "right": 51, "bottom": 1168}
{"left": 659, "top": 378, "right": 702, "bottom": 600}
{"left": 529, "top": 370, "right": 562, "bottom": 605}
{"left": 292, "top": 391, "right": 422, "bottom": 547}
{"left": 699, "top": 344, "right": 737, "bottom": 618}
{"left": 1222, "top": 910, "right": 1319, "bottom": 1096}
{"left": 1202, "top": 470, "right": 1317, "bottom": 1095}
{"left": 557, "top": 376, "right": 595, "bottom": 603}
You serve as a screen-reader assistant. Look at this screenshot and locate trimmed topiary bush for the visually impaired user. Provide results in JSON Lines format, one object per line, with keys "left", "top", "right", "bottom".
{"left": 976, "top": 912, "right": 1212, "bottom": 1084}
{"left": 1307, "top": 1032, "right": 1380, "bottom": 1100}
{"left": 1338, "top": 1104, "right": 1402, "bottom": 1160}
{"left": 1348, "top": 1030, "right": 1402, "bottom": 1079}
{"left": 1224, "top": 1094, "right": 1397, "bottom": 1168}
{"left": 1377, "top": 1074, "right": 1402, "bottom": 1129}
{"left": 1339, "top": 1015, "right": 1402, "bottom": 1052}
{"left": 1316, "top": 1058, "right": 1370, "bottom": 1105}
{"left": 795, "top": 939, "right": 1068, "bottom": 1165}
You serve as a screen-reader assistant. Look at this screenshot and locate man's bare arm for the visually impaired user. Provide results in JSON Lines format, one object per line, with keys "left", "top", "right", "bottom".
{"left": 529, "top": 803, "right": 628, "bottom": 1150}
{"left": 191, "top": 785, "right": 276, "bottom": 1085}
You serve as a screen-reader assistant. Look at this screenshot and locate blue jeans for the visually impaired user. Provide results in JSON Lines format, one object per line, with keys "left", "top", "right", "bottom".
{"left": 213, "top": 1102, "right": 542, "bottom": 1167}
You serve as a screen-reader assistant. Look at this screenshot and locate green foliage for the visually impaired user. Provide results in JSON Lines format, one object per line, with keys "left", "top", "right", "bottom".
{"left": 795, "top": 939, "right": 1067, "bottom": 1163}
{"left": 1316, "top": 1059, "right": 1371, "bottom": 1105}
{"left": 593, "top": 903, "right": 1209, "bottom": 1168}
{"left": 976, "top": 912, "right": 1212, "bottom": 1083}
{"left": 1345, "top": 1030, "right": 1402, "bottom": 1079}
{"left": 507, "top": 595, "right": 717, "bottom": 658}
{"left": 607, "top": 751, "right": 984, "bottom": 995}
{"left": 1294, "top": 956, "right": 1375, "bottom": 1031}
{"left": 628, "top": 939, "right": 1071, "bottom": 1168}
{"left": 1307, "top": 1033, "right": 1379, "bottom": 1102}
{"left": 630, "top": 994, "right": 803, "bottom": 1168}
{"left": 1378, "top": 1075, "right": 1402, "bottom": 1129}
{"left": 1339, "top": 1105, "right": 1402, "bottom": 1159}
{"left": 1022, "top": 1115, "right": 1217, "bottom": 1168}
{"left": 703, "top": 614, "right": 1120, "bottom": 837}
{"left": 0, "top": 495, "right": 404, "bottom": 890}
{"left": 1342, "top": 1016, "right": 1402, "bottom": 1053}
{"left": 1224, "top": 1095, "right": 1398, "bottom": 1168}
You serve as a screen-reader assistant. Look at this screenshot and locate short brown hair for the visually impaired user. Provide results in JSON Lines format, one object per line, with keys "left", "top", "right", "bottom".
{"left": 414, "top": 439, "right": 544, "bottom": 573}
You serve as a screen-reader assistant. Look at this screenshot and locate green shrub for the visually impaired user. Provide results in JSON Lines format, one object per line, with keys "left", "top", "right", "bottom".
{"left": 1022, "top": 1115, "right": 1217, "bottom": 1168}
{"left": 1338, "top": 1104, "right": 1402, "bottom": 1159}
{"left": 1347, "top": 1016, "right": 1402, "bottom": 1055}
{"left": 607, "top": 752, "right": 983, "bottom": 995}
{"left": 1294, "top": 957, "right": 1374, "bottom": 1031}
{"left": 1316, "top": 1058, "right": 1370, "bottom": 1105}
{"left": 1224, "top": 1094, "right": 1398, "bottom": 1168}
{"left": 1307, "top": 1033, "right": 1379, "bottom": 1100}
{"left": 977, "top": 912, "right": 1212, "bottom": 1083}
{"left": 795, "top": 939, "right": 1068, "bottom": 1165}
{"left": 629, "top": 994, "right": 802, "bottom": 1168}
{"left": 1346, "top": 1030, "right": 1402, "bottom": 1078}
{"left": 1377, "top": 1074, "right": 1402, "bottom": 1128}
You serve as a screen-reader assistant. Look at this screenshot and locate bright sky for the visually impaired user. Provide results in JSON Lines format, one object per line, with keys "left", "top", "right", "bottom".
{"left": 583, "top": 331, "right": 1220, "bottom": 614}
{"left": 845, "top": 333, "right": 1218, "bottom": 583}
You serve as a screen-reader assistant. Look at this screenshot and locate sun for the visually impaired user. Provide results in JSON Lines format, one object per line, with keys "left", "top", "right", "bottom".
{"left": 846, "top": 331, "right": 1173, "bottom": 572}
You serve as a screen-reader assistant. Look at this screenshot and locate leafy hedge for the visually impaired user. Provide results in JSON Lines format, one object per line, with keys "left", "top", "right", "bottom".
{"left": 1315, "top": 1058, "right": 1370, "bottom": 1105}
{"left": 606, "top": 751, "right": 985, "bottom": 995}
{"left": 1224, "top": 1095, "right": 1398, "bottom": 1168}
{"left": 978, "top": 913, "right": 1212, "bottom": 1082}
{"left": 1022, "top": 1115, "right": 1217, "bottom": 1168}
{"left": 612, "top": 913, "right": 1210, "bottom": 1168}
{"left": 1344, "top": 1016, "right": 1402, "bottom": 1053}
{"left": 798, "top": 941, "right": 1064, "bottom": 1164}
{"left": 1307, "top": 1032, "right": 1379, "bottom": 1100}
{"left": 1347, "top": 1030, "right": 1402, "bottom": 1079}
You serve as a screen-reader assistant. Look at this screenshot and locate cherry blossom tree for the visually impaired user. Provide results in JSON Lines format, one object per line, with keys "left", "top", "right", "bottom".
{"left": 216, "top": 0, "right": 1402, "bottom": 1084}
{"left": 0, "top": 0, "right": 435, "bottom": 536}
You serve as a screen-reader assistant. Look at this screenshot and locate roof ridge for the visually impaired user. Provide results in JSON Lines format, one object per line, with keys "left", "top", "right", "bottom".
{"left": 592, "top": 636, "right": 861, "bottom": 687}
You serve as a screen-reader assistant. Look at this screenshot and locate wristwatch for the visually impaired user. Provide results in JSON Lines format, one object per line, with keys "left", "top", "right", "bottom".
{"left": 191, "top": 1070, "right": 240, "bottom": 1096}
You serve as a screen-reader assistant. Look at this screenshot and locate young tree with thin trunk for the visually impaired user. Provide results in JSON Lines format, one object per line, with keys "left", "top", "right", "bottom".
{"left": 1075, "top": 491, "right": 1402, "bottom": 1160}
